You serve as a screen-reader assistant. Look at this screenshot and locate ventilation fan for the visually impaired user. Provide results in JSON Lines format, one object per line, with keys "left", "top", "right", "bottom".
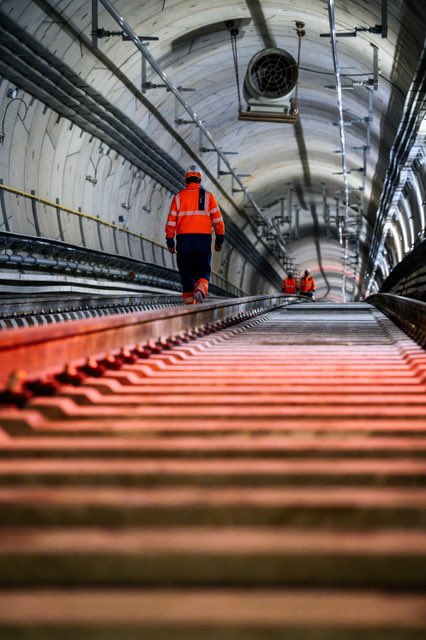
{"left": 242, "top": 47, "right": 298, "bottom": 117}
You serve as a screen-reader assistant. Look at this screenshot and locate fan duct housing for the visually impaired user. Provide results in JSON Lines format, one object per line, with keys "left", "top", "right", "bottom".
{"left": 243, "top": 47, "right": 298, "bottom": 114}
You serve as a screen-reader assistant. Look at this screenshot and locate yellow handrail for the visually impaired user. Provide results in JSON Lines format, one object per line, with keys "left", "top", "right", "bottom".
{"left": 0, "top": 182, "right": 165, "bottom": 248}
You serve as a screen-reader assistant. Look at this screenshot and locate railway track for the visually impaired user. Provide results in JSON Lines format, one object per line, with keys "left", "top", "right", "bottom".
{"left": 0, "top": 298, "right": 425, "bottom": 639}
{"left": 0, "top": 293, "right": 182, "bottom": 329}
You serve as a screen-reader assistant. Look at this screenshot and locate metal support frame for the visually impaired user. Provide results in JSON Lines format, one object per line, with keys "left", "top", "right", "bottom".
{"left": 381, "top": 0, "right": 388, "bottom": 38}
{"left": 287, "top": 185, "right": 293, "bottom": 227}
{"left": 112, "top": 226, "right": 119, "bottom": 254}
{"left": 96, "top": 217, "right": 104, "bottom": 252}
{"left": 232, "top": 173, "right": 251, "bottom": 194}
{"left": 174, "top": 96, "right": 196, "bottom": 126}
{"left": 97, "top": 0, "right": 267, "bottom": 227}
{"left": 92, "top": 0, "right": 158, "bottom": 50}
{"left": 327, "top": 1, "right": 379, "bottom": 300}
{"left": 320, "top": 1, "right": 387, "bottom": 39}
{"left": 254, "top": 185, "right": 297, "bottom": 273}
{"left": 280, "top": 198, "right": 290, "bottom": 224}
{"left": 231, "top": 176, "right": 244, "bottom": 194}
{"left": 294, "top": 205, "right": 300, "bottom": 240}
{"left": 126, "top": 230, "right": 133, "bottom": 257}
{"left": 143, "top": 54, "right": 195, "bottom": 94}
{"left": 217, "top": 155, "right": 233, "bottom": 178}
{"left": 78, "top": 207, "right": 86, "bottom": 247}
{"left": 0, "top": 179, "right": 10, "bottom": 232}
{"left": 139, "top": 238, "right": 145, "bottom": 262}
{"left": 141, "top": 51, "right": 164, "bottom": 93}
{"left": 30, "top": 190, "right": 41, "bottom": 237}
{"left": 91, "top": 0, "right": 99, "bottom": 49}
{"left": 55, "top": 197, "right": 65, "bottom": 242}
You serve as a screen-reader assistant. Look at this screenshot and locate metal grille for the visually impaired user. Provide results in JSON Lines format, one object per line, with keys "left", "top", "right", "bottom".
{"left": 248, "top": 49, "right": 298, "bottom": 98}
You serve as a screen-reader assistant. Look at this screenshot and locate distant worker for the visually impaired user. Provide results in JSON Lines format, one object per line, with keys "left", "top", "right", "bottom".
{"left": 299, "top": 269, "right": 316, "bottom": 299}
{"left": 165, "top": 164, "right": 225, "bottom": 304}
{"left": 282, "top": 272, "right": 298, "bottom": 294}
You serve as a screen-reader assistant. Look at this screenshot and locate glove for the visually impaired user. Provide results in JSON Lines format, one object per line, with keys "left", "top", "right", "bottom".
{"left": 214, "top": 235, "right": 224, "bottom": 252}
{"left": 166, "top": 237, "right": 176, "bottom": 253}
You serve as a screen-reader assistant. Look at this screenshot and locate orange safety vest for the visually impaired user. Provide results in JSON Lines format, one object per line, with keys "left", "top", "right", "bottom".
{"left": 282, "top": 277, "right": 297, "bottom": 294}
{"left": 165, "top": 183, "right": 225, "bottom": 238}
{"left": 300, "top": 275, "right": 316, "bottom": 293}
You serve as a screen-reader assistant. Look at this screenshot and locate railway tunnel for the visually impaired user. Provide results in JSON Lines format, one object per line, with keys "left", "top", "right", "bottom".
{"left": 0, "top": 0, "right": 425, "bottom": 638}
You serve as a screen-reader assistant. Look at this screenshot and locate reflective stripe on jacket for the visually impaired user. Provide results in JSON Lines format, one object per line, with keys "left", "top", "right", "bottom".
{"left": 282, "top": 277, "right": 297, "bottom": 294}
{"left": 165, "top": 183, "right": 225, "bottom": 238}
{"left": 300, "top": 275, "right": 316, "bottom": 292}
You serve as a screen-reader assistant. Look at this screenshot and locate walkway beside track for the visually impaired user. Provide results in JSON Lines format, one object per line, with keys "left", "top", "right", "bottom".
{"left": 0, "top": 302, "right": 425, "bottom": 639}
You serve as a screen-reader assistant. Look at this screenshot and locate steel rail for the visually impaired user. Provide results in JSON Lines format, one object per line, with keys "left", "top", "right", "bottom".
{"left": 0, "top": 295, "right": 290, "bottom": 385}
{"left": 0, "top": 300, "right": 425, "bottom": 638}
{"left": 367, "top": 293, "right": 426, "bottom": 348}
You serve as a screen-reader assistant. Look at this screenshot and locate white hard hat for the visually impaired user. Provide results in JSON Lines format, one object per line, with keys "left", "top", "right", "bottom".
{"left": 184, "top": 164, "right": 203, "bottom": 180}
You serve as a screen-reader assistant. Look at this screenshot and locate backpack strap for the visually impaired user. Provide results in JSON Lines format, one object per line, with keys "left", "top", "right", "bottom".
{"left": 198, "top": 188, "right": 206, "bottom": 212}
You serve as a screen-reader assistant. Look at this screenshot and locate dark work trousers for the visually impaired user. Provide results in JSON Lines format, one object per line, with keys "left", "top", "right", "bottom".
{"left": 176, "top": 250, "right": 212, "bottom": 293}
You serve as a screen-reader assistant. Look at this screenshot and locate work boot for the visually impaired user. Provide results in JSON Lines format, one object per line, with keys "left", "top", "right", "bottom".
{"left": 194, "top": 278, "right": 208, "bottom": 302}
{"left": 182, "top": 292, "right": 195, "bottom": 304}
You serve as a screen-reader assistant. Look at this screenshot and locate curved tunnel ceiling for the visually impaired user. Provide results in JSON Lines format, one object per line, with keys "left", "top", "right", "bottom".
{"left": 0, "top": 0, "right": 425, "bottom": 301}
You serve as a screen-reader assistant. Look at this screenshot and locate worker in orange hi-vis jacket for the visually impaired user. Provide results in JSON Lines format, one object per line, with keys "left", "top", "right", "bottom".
{"left": 165, "top": 164, "right": 225, "bottom": 304}
{"left": 299, "top": 268, "right": 316, "bottom": 299}
{"left": 282, "top": 271, "right": 298, "bottom": 294}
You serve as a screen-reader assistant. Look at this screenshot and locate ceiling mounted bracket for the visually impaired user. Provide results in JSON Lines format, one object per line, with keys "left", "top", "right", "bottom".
{"left": 97, "top": 0, "right": 271, "bottom": 236}
{"left": 91, "top": 0, "right": 158, "bottom": 49}
{"left": 320, "top": 0, "right": 388, "bottom": 40}
{"left": 174, "top": 97, "right": 196, "bottom": 126}
{"left": 232, "top": 173, "right": 251, "bottom": 194}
